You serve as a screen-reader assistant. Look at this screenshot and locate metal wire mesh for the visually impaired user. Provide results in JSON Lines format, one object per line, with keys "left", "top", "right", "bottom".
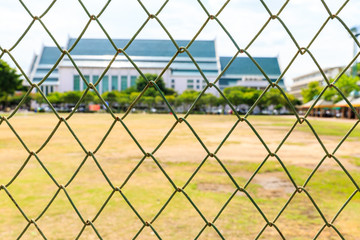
{"left": 0, "top": 0, "right": 359, "bottom": 239}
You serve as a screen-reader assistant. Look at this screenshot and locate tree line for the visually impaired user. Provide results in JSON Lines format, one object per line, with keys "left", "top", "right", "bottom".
{"left": 1, "top": 59, "right": 300, "bottom": 113}
{"left": 301, "top": 74, "right": 360, "bottom": 103}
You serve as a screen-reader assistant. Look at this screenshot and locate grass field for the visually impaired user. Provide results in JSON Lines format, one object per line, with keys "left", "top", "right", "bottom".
{"left": 0, "top": 113, "right": 359, "bottom": 239}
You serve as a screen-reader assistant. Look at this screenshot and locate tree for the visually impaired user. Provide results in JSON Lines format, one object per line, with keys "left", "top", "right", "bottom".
{"left": 331, "top": 75, "right": 359, "bottom": 102}
{"left": 136, "top": 73, "right": 166, "bottom": 93}
{"left": 47, "top": 92, "right": 63, "bottom": 104}
{"left": 83, "top": 91, "right": 97, "bottom": 104}
{"left": 142, "top": 96, "right": 155, "bottom": 110}
{"left": 177, "top": 90, "right": 198, "bottom": 111}
{"left": 62, "top": 91, "right": 82, "bottom": 104}
{"left": 0, "top": 60, "right": 23, "bottom": 108}
{"left": 102, "top": 91, "right": 120, "bottom": 109}
{"left": 318, "top": 75, "right": 358, "bottom": 103}
{"left": 225, "top": 90, "right": 244, "bottom": 107}
{"left": 202, "top": 93, "right": 218, "bottom": 108}
{"left": 301, "top": 81, "right": 322, "bottom": 103}
{"left": 135, "top": 73, "right": 174, "bottom": 95}
{"left": 164, "top": 95, "right": 176, "bottom": 106}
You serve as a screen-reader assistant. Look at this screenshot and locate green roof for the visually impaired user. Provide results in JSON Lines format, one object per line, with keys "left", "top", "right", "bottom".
{"left": 67, "top": 38, "right": 216, "bottom": 58}
{"left": 39, "top": 47, "right": 61, "bottom": 65}
{"left": 220, "top": 57, "right": 281, "bottom": 76}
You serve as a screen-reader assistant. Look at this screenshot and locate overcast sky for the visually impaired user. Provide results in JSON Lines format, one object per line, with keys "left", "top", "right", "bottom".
{"left": 1, "top": 0, "right": 360, "bottom": 88}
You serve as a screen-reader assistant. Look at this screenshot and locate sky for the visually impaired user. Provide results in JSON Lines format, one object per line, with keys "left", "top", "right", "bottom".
{"left": 1, "top": 0, "right": 360, "bottom": 89}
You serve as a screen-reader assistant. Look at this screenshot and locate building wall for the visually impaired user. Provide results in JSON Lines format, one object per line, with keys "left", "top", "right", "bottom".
{"left": 290, "top": 67, "right": 343, "bottom": 100}
{"left": 169, "top": 75, "right": 218, "bottom": 95}
{"left": 58, "top": 66, "right": 218, "bottom": 95}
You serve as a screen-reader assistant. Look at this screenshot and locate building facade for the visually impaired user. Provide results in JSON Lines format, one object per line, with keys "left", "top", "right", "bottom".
{"left": 27, "top": 38, "right": 283, "bottom": 96}
{"left": 219, "top": 56, "right": 284, "bottom": 90}
{"left": 289, "top": 67, "right": 343, "bottom": 100}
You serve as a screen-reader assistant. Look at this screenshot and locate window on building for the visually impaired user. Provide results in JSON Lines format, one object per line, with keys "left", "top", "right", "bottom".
{"left": 187, "top": 79, "right": 194, "bottom": 89}
{"left": 50, "top": 86, "right": 54, "bottom": 93}
{"left": 196, "top": 85, "right": 200, "bottom": 89}
{"left": 92, "top": 75, "right": 100, "bottom": 91}
{"left": 121, "top": 76, "right": 128, "bottom": 90}
{"left": 111, "top": 76, "right": 118, "bottom": 91}
{"left": 171, "top": 84, "right": 175, "bottom": 89}
{"left": 196, "top": 79, "right": 200, "bottom": 83}
{"left": 130, "top": 76, "right": 137, "bottom": 87}
{"left": 73, "top": 75, "right": 80, "bottom": 91}
{"left": 83, "top": 75, "right": 90, "bottom": 90}
{"left": 171, "top": 79, "right": 175, "bottom": 83}
{"left": 202, "top": 80, "right": 206, "bottom": 88}
{"left": 102, "top": 76, "right": 109, "bottom": 93}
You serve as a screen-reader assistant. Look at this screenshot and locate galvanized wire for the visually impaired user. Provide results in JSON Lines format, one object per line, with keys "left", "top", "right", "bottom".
{"left": 0, "top": 0, "right": 359, "bottom": 239}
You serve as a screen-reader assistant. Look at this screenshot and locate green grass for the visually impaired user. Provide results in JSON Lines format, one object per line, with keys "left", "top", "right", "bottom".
{"left": 0, "top": 113, "right": 359, "bottom": 239}
{"left": 341, "top": 155, "right": 360, "bottom": 167}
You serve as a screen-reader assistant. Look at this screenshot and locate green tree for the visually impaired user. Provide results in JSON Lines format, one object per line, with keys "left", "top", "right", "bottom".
{"left": 142, "top": 96, "right": 155, "bottom": 110}
{"left": 117, "top": 94, "right": 130, "bottom": 111}
{"left": 136, "top": 73, "right": 175, "bottom": 95}
{"left": 321, "top": 75, "right": 358, "bottom": 103}
{"left": 332, "top": 75, "right": 359, "bottom": 102}
{"left": 8, "top": 92, "right": 31, "bottom": 107}
{"left": 225, "top": 90, "right": 244, "bottom": 107}
{"left": 83, "top": 91, "right": 97, "bottom": 104}
{"left": 62, "top": 91, "right": 82, "bottom": 104}
{"left": 242, "top": 90, "right": 260, "bottom": 106}
{"left": 202, "top": 93, "right": 218, "bottom": 108}
{"left": 102, "top": 91, "right": 121, "bottom": 109}
{"left": 32, "top": 93, "right": 46, "bottom": 104}
{"left": 177, "top": 90, "right": 198, "bottom": 110}
{"left": 47, "top": 92, "right": 63, "bottom": 104}
{"left": 136, "top": 73, "right": 166, "bottom": 93}
{"left": 0, "top": 60, "right": 23, "bottom": 108}
{"left": 165, "top": 94, "right": 176, "bottom": 106}
{"left": 301, "top": 81, "right": 322, "bottom": 103}
{"left": 223, "top": 86, "right": 262, "bottom": 108}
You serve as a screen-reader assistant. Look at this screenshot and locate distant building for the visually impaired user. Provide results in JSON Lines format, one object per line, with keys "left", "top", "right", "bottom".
{"left": 219, "top": 56, "right": 284, "bottom": 90}
{"left": 289, "top": 67, "right": 343, "bottom": 100}
{"left": 27, "top": 38, "right": 283, "bottom": 95}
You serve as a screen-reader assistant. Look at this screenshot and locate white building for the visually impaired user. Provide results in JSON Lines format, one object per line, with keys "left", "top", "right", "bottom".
{"left": 27, "top": 38, "right": 284, "bottom": 96}
{"left": 289, "top": 67, "right": 343, "bottom": 100}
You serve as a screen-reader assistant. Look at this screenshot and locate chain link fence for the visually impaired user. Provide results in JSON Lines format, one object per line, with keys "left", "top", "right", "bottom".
{"left": 1, "top": 0, "right": 360, "bottom": 239}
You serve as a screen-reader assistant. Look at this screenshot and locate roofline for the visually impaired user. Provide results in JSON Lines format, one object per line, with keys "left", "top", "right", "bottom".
{"left": 292, "top": 66, "right": 344, "bottom": 80}
{"left": 67, "top": 37, "right": 216, "bottom": 43}
{"left": 219, "top": 56, "right": 279, "bottom": 59}
{"left": 29, "top": 47, "right": 43, "bottom": 82}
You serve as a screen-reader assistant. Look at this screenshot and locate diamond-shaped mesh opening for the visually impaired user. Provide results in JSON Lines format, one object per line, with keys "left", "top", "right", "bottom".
{"left": 151, "top": 192, "right": 207, "bottom": 240}
{"left": 181, "top": 158, "right": 237, "bottom": 221}
{"left": 6, "top": 155, "right": 58, "bottom": 218}
{"left": 1, "top": 0, "right": 360, "bottom": 238}
{"left": 120, "top": 159, "right": 176, "bottom": 220}
{"left": 210, "top": 190, "right": 267, "bottom": 239}
{"left": 275, "top": 193, "right": 326, "bottom": 239}
{"left": 0, "top": 190, "right": 29, "bottom": 239}
{"left": 305, "top": 161, "right": 358, "bottom": 220}
{"left": 36, "top": 122, "right": 86, "bottom": 183}
{"left": 0, "top": 124, "right": 30, "bottom": 183}
{"left": 244, "top": 158, "right": 297, "bottom": 220}
{"left": 91, "top": 192, "right": 145, "bottom": 240}
{"left": 64, "top": 155, "right": 113, "bottom": 220}
{"left": 36, "top": 191, "right": 86, "bottom": 239}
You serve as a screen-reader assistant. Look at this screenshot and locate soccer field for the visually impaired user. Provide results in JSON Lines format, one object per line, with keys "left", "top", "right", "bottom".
{"left": 0, "top": 113, "right": 359, "bottom": 239}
